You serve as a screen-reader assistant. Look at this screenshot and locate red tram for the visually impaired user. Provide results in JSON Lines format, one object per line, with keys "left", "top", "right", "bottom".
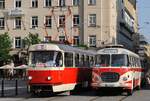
{"left": 27, "top": 43, "right": 95, "bottom": 94}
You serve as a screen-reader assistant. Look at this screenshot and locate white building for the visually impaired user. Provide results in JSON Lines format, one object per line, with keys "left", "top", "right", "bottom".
{"left": 0, "top": 0, "right": 138, "bottom": 61}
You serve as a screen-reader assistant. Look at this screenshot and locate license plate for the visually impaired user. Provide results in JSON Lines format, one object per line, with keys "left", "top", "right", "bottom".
{"left": 105, "top": 84, "right": 114, "bottom": 87}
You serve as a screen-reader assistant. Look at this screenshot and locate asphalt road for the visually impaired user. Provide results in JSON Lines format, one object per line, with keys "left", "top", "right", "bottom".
{"left": 0, "top": 80, "right": 150, "bottom": 101}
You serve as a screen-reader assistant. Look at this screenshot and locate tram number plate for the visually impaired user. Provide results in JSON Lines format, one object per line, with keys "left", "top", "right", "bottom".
{"left": 105, "top": 84, "right": 114, "bottom": 87}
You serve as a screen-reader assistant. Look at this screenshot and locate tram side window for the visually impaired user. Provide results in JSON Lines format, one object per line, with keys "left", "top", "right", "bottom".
{"left": 90, "top": 56, "right": 94, "bottom": 67}
{"left": 56, "top": 52, "right": 63, "bottom": 67}
{"left": 86, "top": 55, "right": 90, "bottom": 67}
{"left": 75, "top": 54, "right": 79, "bottom": 67}
{"left": 80, "top": 55, "right": 85, "bottom": 67}
{"left": 64, "top": 52, "right": 73, "bottom": 67}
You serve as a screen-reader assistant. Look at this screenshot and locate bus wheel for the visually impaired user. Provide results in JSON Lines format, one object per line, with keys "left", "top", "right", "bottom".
{"left": 127, "top": 80, "right": 134, "bottom": 96}
{"left": 136, "top": 79, "right": 141, "bottom": 90}
{"left": 126, "top": 89, "right": 133, "bottom": 96}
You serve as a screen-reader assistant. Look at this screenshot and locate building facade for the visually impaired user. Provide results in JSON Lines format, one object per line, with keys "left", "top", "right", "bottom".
{"left": 0, "top": 0, "right": 138, "bottom": 55}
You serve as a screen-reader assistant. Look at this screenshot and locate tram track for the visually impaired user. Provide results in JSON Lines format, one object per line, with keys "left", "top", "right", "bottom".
{"left": 118, "top": 96, "right": 129, "bottom": 101}
{"left": 89, "top": 95, "right": 129, "bottom": 101}
{"left": 14, "top": 94, "right": 67, "bottom": 101}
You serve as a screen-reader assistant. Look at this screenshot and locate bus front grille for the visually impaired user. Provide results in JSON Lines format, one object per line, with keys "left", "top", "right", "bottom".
{"left": 101, "top": 72, "right": 120, "bottom": 82}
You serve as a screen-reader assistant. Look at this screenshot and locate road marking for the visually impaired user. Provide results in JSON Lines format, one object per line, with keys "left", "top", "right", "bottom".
{"left": 118, "top": 96, "right": 129, "bottom": 101}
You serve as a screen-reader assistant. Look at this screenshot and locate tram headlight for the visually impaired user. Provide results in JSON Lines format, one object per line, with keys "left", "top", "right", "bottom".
{"left": 47, "top": 76, "right": 52, "bottom": 80}
{"left": 28, "top": 76, "right": 32, "bottom": 80}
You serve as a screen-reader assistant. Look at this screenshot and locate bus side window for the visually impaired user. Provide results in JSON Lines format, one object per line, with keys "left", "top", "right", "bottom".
{"left": 132, "top": 57, "right": 135, "bottom": 67}
{"left": 80, "top": 55, "right": 84, "bottom": 67}
{"left": 126, "top": 55, "right": 129, "bottom": 66}
{"left": 139, "top": 59, "right": 141, "bottom": 67}
{"left": 64, "top": 52, "right": 73, "bottom": 67}
{"left": 129, "top": 56, "right": 133, "bottom": 67}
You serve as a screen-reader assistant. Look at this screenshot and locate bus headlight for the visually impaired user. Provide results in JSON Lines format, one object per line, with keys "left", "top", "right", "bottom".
{"left": 123, "top": 77, "right": 128, "bottom": 81}
{"left": 28, "top": 76, "right": 32, "bottom": 80}
{"left": 47, "top": 76, "right": 52, "bottom": 80}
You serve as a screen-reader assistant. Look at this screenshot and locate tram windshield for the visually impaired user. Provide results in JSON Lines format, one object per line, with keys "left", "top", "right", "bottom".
{"left": 30, "top": 51, "right": 63, "bottom": 67}
{"left": 96, "top": 54, "right": 128, "bottom": 67}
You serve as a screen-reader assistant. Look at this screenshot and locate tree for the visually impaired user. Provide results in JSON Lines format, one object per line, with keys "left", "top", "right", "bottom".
{"left": 23, "top": 32, "right": 41, "bottom": 54}
{"left": 0, "top": 32, "right": 12, "bottom": 66}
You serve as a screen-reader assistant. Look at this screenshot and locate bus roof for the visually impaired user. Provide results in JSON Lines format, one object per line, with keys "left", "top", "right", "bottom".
{"left": 97, "top": 48, "right": 139, "bottom": 58}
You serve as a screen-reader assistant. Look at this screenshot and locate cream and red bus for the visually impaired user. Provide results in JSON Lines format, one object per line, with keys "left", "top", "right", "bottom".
{"left": 92, "top": 46, "right": 142, "bottom": 95}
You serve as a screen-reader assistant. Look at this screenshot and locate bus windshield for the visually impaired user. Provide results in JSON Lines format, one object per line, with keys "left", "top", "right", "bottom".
{"left": 96, "top": 55, "right": 110, "bottom": 67}
{"left": 30, "top": 51, "right": 63, "bottom": 67}
{"left": 96, "top": 54, "right": 128, "bottom": 67}
{"left": 111, "top": 54, "right": 127, "bottom": 67}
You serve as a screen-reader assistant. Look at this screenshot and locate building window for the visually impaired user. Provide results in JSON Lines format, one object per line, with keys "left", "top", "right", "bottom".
{"left": 15, "top": 17, "right": 21, "bottom": 29}
{"left": 45, "top": 16, "right": 52, "bottom": 28}
{"left": 88, "top": 14, "right": 96, "bottom": 27}
{"left": 0, "top": 17, "right": 4, "bottom": 29}
{"left": 73, "top": 0, "right": 79, "bottom": 6}
{"left": 73, "top": 15, "right": 79, "bottom": 27}
{"left": 31, "top": 16, "right": 38, "bottom": 28}
{"left": 124, "top": 11, "right": 134, "bottom": 28}
{"left": 73, "top": 36, "right": 79, "bottom": 46}
{"left": 0, "top": 0, "right": 5, "bottom": 9}
{"left": 44, "top": 0, "right": 52, "bottom": 7}
{"left": 89, "top": 35, "right": 96, "bottom": 47}
{"left": 88, "top": 0, "right": 96, "bottom": 5}
{"left": 59, "top": 15, "right": 65, "bottom": 27}
{"left": 59, "top": 0, "right": 65, "bottom": 7}
{"left": 15, "top": 37, "right": 21, "bottom": 48}
{"left": 121, "top": 9, "right": 124, "bottom": 19}
{"left": 59, "top": 36, "right": 65, "bottom": 42}
{"left": 15, "top": 0, "right": 21, "bottom": 8}
{"left": 31, "top": 0, "right": 38, "bottom": 8}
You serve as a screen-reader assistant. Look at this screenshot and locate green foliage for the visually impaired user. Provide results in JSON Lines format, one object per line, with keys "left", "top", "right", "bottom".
{"left": 23, "top": 32, "right": 41, "bottom": 47}
{"left": 0, "top": 32, "right": 12, "bottom": 65}
{"left": 77, "top": 44, "right": 89, "bottom": 49}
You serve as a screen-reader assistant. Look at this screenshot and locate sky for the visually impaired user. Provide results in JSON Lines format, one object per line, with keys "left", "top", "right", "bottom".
{"left": 137, "top": 0, "right": 150, "bottom": 43}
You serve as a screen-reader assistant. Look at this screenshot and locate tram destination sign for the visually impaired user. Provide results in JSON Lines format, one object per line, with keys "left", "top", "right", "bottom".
{"left": 103, "top": 49, "right": 118, "bottom": 54}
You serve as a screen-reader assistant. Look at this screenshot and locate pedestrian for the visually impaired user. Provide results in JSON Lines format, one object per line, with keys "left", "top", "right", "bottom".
{"left": 8, "top": 61, "right": 14, "bottom": 79}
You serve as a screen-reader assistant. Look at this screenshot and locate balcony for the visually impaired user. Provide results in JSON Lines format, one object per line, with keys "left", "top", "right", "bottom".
{"left": 138, "top": 50, "right": 145, "bottom": 56}
{"left": 120, "top": 19, "right": 134, "bottom": 34}
{"left": 8, "top": 9, "right": 24, "bottom": 17}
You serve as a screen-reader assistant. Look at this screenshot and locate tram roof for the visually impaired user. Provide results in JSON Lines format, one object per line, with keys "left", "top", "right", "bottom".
{"left": 29, "top": 43, "right": 96, "bottom": 55}
{"left": 97, "top": 48, "right": 139, "bottom": 58}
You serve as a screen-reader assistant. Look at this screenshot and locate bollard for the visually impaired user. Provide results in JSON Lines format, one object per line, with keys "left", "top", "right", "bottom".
{"left": 15, "top": 80, "right": 18, "bottom": 95}
{"left": 1, "top": 79, "right": 4, "bottom": 97}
